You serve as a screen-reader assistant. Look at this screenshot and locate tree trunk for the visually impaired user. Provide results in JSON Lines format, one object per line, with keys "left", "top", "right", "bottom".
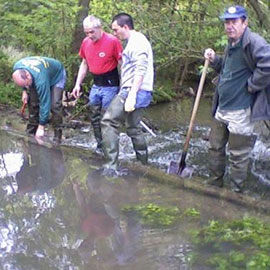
{"left": 179, "top": 58, "right": 189, "bottom": 88}
{"left": 247, "top": 0, "right": 270, "bottom": 28}
{"left": 173, "top": 58, "right": 182, "bottom": 92}
{"left": 70, "top": 0, "right": 91, "bottom": 84}
{"left": 71, "top": 0, "right": 91, "bottom": 54}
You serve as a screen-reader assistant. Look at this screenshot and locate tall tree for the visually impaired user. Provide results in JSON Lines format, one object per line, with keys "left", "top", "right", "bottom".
{"left": 70, "top": 0, "right": 91, "bottom": 83}
{"left": 247, "top": 0, "right": 270, "bottom": 28}
{"left": 71, "top": 0, "right": 91, "bottom": 54}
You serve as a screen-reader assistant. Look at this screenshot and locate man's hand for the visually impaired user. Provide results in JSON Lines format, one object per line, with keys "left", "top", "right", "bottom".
{"left": 72, "top": 85, "right": 82, "bottom": 99}
{"left": 35, "top": 125, "right": 45, "bottom": 144}
{"left": 204, "top": 48, "right": 216, "bottom": 63}
{"left": 22, "top": 90, "right": 28, "bottom": 104}
{"left": 125, "top": 91, "right": 137, "bottom": 112}
{"left": 247, "top": 86, "right": 254, "bottom": 93}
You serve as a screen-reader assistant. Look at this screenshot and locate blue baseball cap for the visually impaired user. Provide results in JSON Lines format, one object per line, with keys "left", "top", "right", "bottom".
{"left": 220, "top": 5, "right": 247, "bottom": 20}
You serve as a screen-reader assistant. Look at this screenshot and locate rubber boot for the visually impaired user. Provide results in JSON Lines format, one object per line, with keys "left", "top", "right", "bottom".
{"left": 26, "top": 87, "right": 39, "bottom": 135}
{"left": 101, "top": 95, "right": 125, "bottom": 172}
{"left": 90, "top": 104, "right": 103, "bottom": 153}
{"left": 26, "top": 124, "right": 38, "bottom": 135}
{"left": 51, "top": 86, "right": 63, "bottom": 129}
{"left": 228, "top": 133, "right": 257, "bottom": 193}
{"left": 126, "top": 108, "right": 148, "bottom": 165}
{"left": 53, "top": 129, "right": 62, "bottom": 144}
{"left": 207, "top": 119, "right": 229, "bottom": 187}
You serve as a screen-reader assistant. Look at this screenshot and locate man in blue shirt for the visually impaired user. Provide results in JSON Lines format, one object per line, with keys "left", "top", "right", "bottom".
{"left": 12, "top": 56, "right": 66, "bottom": 144}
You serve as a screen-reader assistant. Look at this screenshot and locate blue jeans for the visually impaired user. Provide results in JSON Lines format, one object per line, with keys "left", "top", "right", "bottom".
{"left": 118, "top": 88, "right": 152, "bottom": 109}
{"left": 88, "top": 84, "right": 119, "bottom": 148}
{"left": 89, "top": 84, "right": 119, "bottom": 109}
{"left": 55, "top": 69, "right": 67, "bottom": 89}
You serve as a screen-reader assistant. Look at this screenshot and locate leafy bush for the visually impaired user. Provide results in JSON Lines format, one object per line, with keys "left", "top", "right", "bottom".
{"left": 191, "top": 216, "right": 270, "bottom": 270}
{"left": 122, "top": 203, "right": 180, "bottom": 227}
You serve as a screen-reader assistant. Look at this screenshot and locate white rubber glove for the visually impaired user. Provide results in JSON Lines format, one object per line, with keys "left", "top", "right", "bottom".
{"left": 124, "top": 91, "right": 137, "bottom": 112}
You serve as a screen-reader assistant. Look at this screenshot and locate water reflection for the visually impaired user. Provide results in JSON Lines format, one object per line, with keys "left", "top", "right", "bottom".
{"left": 16, "top": 142, "right": 66, "bottom": 195}
{"left": 73, "top": 170, "right": 141, "bottom": 267}
{"left": 0, "top": 132, "right": 68, "bottom": 270}
{"left": 1, "top": 129, "right": 270, "bottom": 269}
{"left": 0, "top": 134, "right": 66, "bottom": 196}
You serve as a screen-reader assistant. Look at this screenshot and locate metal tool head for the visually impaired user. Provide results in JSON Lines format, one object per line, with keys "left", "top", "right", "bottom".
{"left": 167, "top": 160, "right": 193, "bottom": 178}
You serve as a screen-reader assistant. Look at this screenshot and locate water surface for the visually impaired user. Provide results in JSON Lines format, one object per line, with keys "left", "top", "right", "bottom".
{"left": 1, "top": 129, "right": 270, "bottom": 270}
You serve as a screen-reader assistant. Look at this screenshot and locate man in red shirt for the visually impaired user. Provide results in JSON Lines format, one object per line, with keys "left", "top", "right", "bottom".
{"left": 72, "top": 15, "right": 122, "bottom": 153}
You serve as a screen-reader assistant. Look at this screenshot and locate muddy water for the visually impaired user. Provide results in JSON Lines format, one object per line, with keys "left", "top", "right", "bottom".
{"left": 1, "top": 99, "right": 270, "bottom": 269}
{"left": 1, "top": 97, "right": 270, "bottom": 195}
{"left": 147, "top": 99, "right": 270, "bottom": 197}
{"left": 0, "top": 126, "right": 270, "bottom": 269}
{"left": 63, "top": 98, "right": 270, "bottom": 198}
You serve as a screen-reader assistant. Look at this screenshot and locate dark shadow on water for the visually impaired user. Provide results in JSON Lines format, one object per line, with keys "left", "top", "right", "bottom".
{"left": 16, "top": 141, "right": 66, "bottom": 194}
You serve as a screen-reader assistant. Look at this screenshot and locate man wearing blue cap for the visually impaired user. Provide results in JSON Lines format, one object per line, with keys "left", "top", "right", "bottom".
{"left": 204, "top": 5, "right": 270, "bottom": 192}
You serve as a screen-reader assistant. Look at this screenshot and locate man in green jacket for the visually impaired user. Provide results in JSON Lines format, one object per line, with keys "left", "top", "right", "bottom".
{"left": 204, "top": 5, "right": 270, "bottom": 192}
{"left": 12, "top": 56, "right": 66, "bottom": 144}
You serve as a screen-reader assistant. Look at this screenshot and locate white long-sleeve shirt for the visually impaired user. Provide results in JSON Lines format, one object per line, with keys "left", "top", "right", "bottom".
{"left": 121, "top": 31, "right": 154, "bottom": 91}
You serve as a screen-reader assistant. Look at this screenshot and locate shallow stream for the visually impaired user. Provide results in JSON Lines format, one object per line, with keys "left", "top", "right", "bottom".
{"left": 1, "top": 98, "right": 270, "bottom": 269}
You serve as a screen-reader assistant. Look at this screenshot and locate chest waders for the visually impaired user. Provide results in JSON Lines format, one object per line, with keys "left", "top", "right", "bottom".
{"left": 26, "top": 86, "right": 63, "bottom": 143}
{"left": 101, "top": 94, "right": 148, "bottom": 171}
{"left": 228, "top": 133, "right": 256, "bottom": 192}
{"left": 90, "top": 104, "right": 103, "bottom": 152}
{"left": 208, "top": 119, "right": 228, "bottom": 187}
{"left": 26, "top": 87, "right": 39, "bottom": 135}
{"left": 208, "top": 118, "right": 256, "bottom": 192}
{"left": 51, "top": 86, "right": 64, "bottom": 144}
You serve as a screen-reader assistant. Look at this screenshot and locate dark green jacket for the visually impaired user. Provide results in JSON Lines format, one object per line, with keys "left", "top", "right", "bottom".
{"left": 211, "top": 27, "right": 270, "bottom": 122}
{"left": 13, "top": 56, "right": 64, "bottom": 125}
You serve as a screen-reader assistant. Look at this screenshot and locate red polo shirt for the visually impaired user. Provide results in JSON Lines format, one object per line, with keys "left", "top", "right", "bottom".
{"left": 79, "top": 32, "right": 122, "bottom": 75}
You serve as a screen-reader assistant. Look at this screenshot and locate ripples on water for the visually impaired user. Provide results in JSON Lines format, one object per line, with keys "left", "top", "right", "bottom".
{"left": 1, "top": 120, "right": 270, "bottom": 270}
{"left": 65, "top": 123, "right": 270, "bottom": 193}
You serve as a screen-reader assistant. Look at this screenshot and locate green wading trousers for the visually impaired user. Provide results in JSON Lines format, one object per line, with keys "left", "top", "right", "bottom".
{"left": 208, "top": 118, "right": 229, "bottom": 187}
{"left": 101, "top": 95, "right": 148, "bottom": 170}
{"left": 26, "top": 87, "right": 40, "bottom": 135}
{"left": 26, "top": 86, "right": 63, "bottom": 142}
{"left": 228, "top": 133, "right": 256, "bottom": 192}
{"left": 208, "top": 118, "right": 256, "bottom": 192}
{"left": 90, "top": 104, "right": 103, "bottom": 150}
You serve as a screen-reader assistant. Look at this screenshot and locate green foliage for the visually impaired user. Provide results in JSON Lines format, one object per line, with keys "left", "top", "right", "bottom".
{"left": 208, "top": 251, "right": 246, "bottom": 270}
{"left": 1, "top": 0, "right": 270, "bottom": 107}
{"left": 247, "top": 253, "right": 270, "bottom": 270}
{"left": 122, "top": 203, "right": 200, "bottom": 227}
{"left": 153, "top": 85, "right": 177, "bottom": 103}
{"left": 0, "top": 49, "right": 12, "bottom": 83}
{"left": 122, "top": 203, "right": 180, "bottom": 227}
{"left": 183, "top": 207, "right": 200, "bottom": 217}
{"left": 191, "top": 216, "right": 270, "bottom": 270}
{"left": 0, "top": 48, "right": 22, "bottom": 106}
{"left": 0, "top": 82, "right": 21, "bottom": 107}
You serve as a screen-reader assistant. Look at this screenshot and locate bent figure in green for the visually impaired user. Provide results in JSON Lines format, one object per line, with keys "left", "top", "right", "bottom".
{"left": 12, "top": 56, "right": 67, "bottom": 144}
